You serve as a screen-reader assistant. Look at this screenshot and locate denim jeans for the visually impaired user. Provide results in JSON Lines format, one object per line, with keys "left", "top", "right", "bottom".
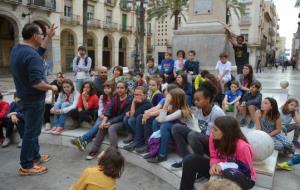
{"left": 20, "top": 100, "right": 45, "bottom": 169}
{"left": 76, "top": 79, "right": 85, "bottom": 92}
{"left": 134, "top": 115, "right": 155, "bottom": 147}
{"left": 123, "top": 116, "right": 136, "bottom": 134}
{"left": 81, "top": 117, "right": 102, "bottom": 143}
{"left": 53, "top": 102, "right": 71, "bottom": 128}
{"left": 158, "top": 122, "right": 173, "bottom": 156}
{"left": 288, "top": 154, "right": 300, "bottom": 166}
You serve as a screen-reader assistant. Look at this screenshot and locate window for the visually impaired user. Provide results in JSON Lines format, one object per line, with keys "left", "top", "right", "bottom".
{"left": 241, "top": 33, "right": 249, "bottom": 42}
{"left": 67, "top": 32, "right": 74, "bottom": 46}
{"left": 147, "top": 23, "right": 151, "bottom": 34}
{"left": 87, "top": 5, "right": 94, "bottom": 20}
{"left": 64, "top": 0, "right": 72, "bottom": 17}
{"left": 106, "top": 10, "right": 112, "bottom": 23}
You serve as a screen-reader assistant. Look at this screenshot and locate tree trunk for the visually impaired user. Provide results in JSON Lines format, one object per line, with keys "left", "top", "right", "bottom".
{"left": 174, "top": 11, "right": 179, "bottom": 30}
{"left": 82, "top": 0, "right": 88, "bottom": 47}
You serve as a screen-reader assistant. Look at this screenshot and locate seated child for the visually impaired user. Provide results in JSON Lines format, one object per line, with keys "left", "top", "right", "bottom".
{"left": 280, "top": 98, "right": 300, "bottom": 148}
{"left": 0, "top": 93, "right": 9, "bottom": 145}
{"left": 2, "top": 93, "right": 24, "bottom": 148}
{"left": 126, "top": 71, "right": 136, "bottom": 94}
{"left": 255, "top": 97, "right": 295, "bottom": 154}
{"left": 69, "top": 147, "right": 124, "bottom": 190}
{"left": 194, "top": 70, "right": 209, "bottom": 90}
{"left": 239, "top": 80, "right": 262, "bottom": 128}
{"left": 148, "top": 78, "right": 163, "bottom": 106}
{"left": 222, "top": 81, "right": 242, "bottom": 116}
{"left": 215, "top": 53, "right": 232, "bottom": 93}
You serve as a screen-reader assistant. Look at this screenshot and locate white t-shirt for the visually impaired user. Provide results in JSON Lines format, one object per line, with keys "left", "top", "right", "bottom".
{"left": 194, "top": 105, "right": 225, "bottom": 135}
{"left": 174, "top": 59, "right": 185, "bottom": 71}
{"left": 215, "top": 60, "right": 232, "bottom": 81}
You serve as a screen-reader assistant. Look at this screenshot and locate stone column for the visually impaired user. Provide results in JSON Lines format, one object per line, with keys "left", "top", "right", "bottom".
{"left": 51, "top": 37, "right": 61, "bottom": 73}
{"left": 112, "top": 45, "right": 119, "bottom": 67}
{"left": 96, "top": 43, "right": 103, "bottom": 68}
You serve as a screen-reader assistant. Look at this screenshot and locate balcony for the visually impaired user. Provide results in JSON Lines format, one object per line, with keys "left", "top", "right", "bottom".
{"left": 120, "top": 0, "right": 131, "bottom": 12}
{"left": 88, "top": 19, "right": 102, "bottom": 29}
{"left": 269, "top": 27, "right": 276, "bottom": 36}
{"left": 120, "top": 25, "right": 133, "bottom": 33}
{"left": 239, "top": 0, "right": 252, "bottom": 4}
{"left": 239, "top": 15, "right": 251, "bottom": 26}
{"left": 2, "top": 0, "right": 22, "bottom": 5}
{"left": 61, "top": 14, "right": 81, "bottom": 26}
{"left": 26, "top": 0, "right": 56, "bottom": 11}
{"left": 103, "top": 21, "right": 118, "bottom": 31}
{"left": 105, "top": 0, "right": 116, "bottom": 7}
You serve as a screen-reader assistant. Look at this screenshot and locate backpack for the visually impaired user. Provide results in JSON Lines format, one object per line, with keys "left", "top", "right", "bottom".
{"left": 147, "top": 130, "right": 161, "bottom": 157}
{"left": 76, "top": 56, "right": 89, "bottom": 66}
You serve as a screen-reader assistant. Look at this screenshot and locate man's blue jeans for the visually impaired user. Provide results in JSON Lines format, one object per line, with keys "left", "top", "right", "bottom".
{"left": 20, "top": 100, "right": 45, "bottom": 169}
{"left": 81, "top": 117, "right": 101, "bottom": 143}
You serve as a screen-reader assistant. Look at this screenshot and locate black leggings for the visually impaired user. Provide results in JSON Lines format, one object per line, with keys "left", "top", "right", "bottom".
{"left": 44, "top": 104, "right": 52, "bottom": 123}
{"left": 180, "top": 154, "right": 255, "bottom": 190}
{"left": 70, "top": 109, "right": 95, "bottom": 123}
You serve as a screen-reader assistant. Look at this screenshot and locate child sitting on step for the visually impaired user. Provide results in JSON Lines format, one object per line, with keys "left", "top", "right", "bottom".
{"left": 222, "top": 81, "right": 242, "bottom": 116}
{"left": 255, "top": 97, "right": 295, "bottom": 154}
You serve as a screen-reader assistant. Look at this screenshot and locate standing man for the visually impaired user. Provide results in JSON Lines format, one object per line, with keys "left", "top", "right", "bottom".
{"left": 10, "top": 23, "right": 58, "bottom": 176}
{"left": 226, "top": 30, "right": 248, "bottom": 74}
{"left": 72, "top": 46, "right": 92, "bottom": 91}
{"left": 93, "top": 66, "right": 108, "bottom": 97}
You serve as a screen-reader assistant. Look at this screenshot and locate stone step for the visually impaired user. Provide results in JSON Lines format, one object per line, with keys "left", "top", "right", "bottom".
{"left": 40, "top": 127, "right": 278, "bottom": 190}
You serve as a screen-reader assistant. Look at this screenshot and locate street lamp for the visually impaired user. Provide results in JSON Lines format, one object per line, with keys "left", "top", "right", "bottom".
{"left": 128, "top": 0, "right": 148, "bottom": 73}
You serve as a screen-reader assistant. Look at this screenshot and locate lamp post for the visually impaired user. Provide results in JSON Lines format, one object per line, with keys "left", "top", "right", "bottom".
{"left": 295, "top": 14, "right": 300, "bottom": 70}
{"left": 128, "top": 0, "right": 148, "bottom": 73}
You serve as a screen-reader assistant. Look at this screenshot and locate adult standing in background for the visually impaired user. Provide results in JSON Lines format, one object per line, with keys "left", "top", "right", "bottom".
{"left": 93, "top": 66, "right": 108, "bottom": 97}
{"left": 73, "top": 46, "right": 92, "bottom": 91}
{"left": 226, "top": 30, "right": 248, "bottom": 74}
{"left": 10, "top": 23, "right": 58, "bottom": 176}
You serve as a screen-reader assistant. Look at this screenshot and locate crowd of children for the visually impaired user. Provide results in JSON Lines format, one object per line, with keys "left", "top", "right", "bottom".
{"left": 1, "top": 49, "right": 300, "bottom": 190}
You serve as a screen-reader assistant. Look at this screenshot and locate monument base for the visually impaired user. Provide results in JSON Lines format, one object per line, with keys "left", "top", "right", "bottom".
{"left": 173, "top": 21, "right": 235, "bottom": 71}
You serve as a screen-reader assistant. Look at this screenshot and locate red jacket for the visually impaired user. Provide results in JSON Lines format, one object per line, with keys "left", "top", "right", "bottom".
{"left": 77, "top": 94, "right": 98, "bottom": 111}
{"left": 0, "top": 101, "right": 10, "bottom": 125}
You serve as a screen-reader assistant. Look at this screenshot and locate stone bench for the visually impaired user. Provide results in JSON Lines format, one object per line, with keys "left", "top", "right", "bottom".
{"left": 40, "top": 127, "right": 276, "bottom": 190}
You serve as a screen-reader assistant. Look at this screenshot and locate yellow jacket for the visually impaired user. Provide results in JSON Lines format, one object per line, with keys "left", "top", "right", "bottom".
{"left": 69, "top": 166, "right": 116, "bottom": 190}
{"left": 194, "top": 75, "right": 206, "bottom": 90}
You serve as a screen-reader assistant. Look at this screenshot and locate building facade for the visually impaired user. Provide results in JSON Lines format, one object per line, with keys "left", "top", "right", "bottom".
{"left": 0, "top": 0, "right": 137, "bottom": 74}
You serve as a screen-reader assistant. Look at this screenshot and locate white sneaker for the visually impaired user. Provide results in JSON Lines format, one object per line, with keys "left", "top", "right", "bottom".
{"left": 18, "top": 139, "right": 22, "bottom": 148}
{"left": 45, "top": 123, "right": 51, "bottom": 131}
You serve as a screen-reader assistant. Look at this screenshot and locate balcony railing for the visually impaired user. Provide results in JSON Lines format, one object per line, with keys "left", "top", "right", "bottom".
{"left": 61, "top": 14, "right": 81, "bottom": 25}
{"left": 120, "top": 25, "right": 133, "bottom": 33}
{"left": 105, "top": 0, "right": 116, "bottom": 7}
{"left": 88, "top": 19, "right": 102, "bottom": 29}
{"left": 239, "top": 15, "right": 251, "bottom": 25}
{"left": 2, "top": 0, "right": 22, "bottom": 5}
{"left": 120, "top": 0, "right": 131, "bottom": 11}
{"left": 239, "top": 0, "right": 252, "bottom": 4}
{"left": 27, "top": 0, "right": 56, "bottom": 11}
{"left": 103, "top": 21, "right": 118, "bottom": 31}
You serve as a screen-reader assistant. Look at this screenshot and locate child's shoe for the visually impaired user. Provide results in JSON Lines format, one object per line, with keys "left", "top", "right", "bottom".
{"left": 277, "top": 162, "right": 292, "bottom": 171}
{"left": 292, "top": 141, "right": 300, "bottom": 149}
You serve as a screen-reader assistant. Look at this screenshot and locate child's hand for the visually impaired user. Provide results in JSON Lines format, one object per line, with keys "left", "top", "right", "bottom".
{"left": 209, "top": 164, "right": 221, "bottom": 175}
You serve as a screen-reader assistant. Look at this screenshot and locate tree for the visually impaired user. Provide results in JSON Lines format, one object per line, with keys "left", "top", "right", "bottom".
{"left": 295, "top": 0, "right": 300, "bottom": 7}
{"left": 226, "top": 0, "right": 245, "bottom": 25}
{"left": 82, "top": 0, "right": 88, "bottom": 47}
{"left": 147, "top": 0, "right": 188, "bottom": 30}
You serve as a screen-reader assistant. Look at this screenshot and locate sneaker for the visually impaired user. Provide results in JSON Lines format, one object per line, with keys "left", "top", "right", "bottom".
{"left": 277, "top": 162, "right": 292, "bottom": 171}
{"left": 71, "top": 137, "right": 87, "bottom": 152}
{"left": 240, "top": 119, "right": 247, "bottom": 126}
{"left": 1, "top": 137, "right": 11, "bottom": 148}
{"left": 52, "top": 127, "right": 64, "bottom": 135}
{"left": 248, "top": 121, "right": 255, "bottom": 129}
{"left": 123, "top": 142, "right": 136, "bottom": 152}
{"left": 135, "top": 145, "right": 148, "bottom": 154}
{"left": 17, "top": 139, "right": 22, "bottom": 148}
{"left": 143, "top": 153, "right": 153, "bottom": 159}
{"left": 171, "top": 161, "right": 183, "bottom": 169}
{"left": 86, "top": 151, "right": 98, "bottom": 160}
{"left": 292, "top": 141, "right": 300, "bottom": 149}
{"left": 123, "top": 134, "right": 134, "bottom": 144}
{"left": 50, "top": 127, "right": 57, "bottom": 134}
{"left": 147, "top": 155, "right": 167, "bottom": 163}
{"left": 45, "top": 123, "right": 51, "bottom": 131}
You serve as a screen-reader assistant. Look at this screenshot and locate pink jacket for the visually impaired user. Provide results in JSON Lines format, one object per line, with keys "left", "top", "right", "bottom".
{"left": 209, "top": 133, "right": 256, "bottom": 180}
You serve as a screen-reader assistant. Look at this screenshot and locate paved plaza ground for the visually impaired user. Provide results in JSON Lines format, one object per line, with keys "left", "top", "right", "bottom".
{"left": 0, "top": 67, "right": 300, "bottom": 190}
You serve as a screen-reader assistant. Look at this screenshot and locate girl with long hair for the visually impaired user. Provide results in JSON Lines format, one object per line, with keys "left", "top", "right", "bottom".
{"left": 146, "top": 88, "right": 194, "bottom": 163}
{"left": 148, "top": 78, "right": 163, "bottom": 106}
{"left": 255, "top": 97, "right": 294, "bottom": 154}
{"left": 237, "top": 64, "right": 255, "bottom": 93}
{"left": 180, "top": 116, "right": 256, "bottom": 190}
{"left": 86, "top": 81, "right": 132, "bottom": 160}
{"left": 50, "top": 79, "right": 79, "bottom": 134}
{"left": 174, "top": 73, "right": 193, "bottom": 106}
{"left": 280, "top": 98, "right": 300, "bottom": 148}
{"left": 71, "top": 80, "right": 115, "bottom": 151}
